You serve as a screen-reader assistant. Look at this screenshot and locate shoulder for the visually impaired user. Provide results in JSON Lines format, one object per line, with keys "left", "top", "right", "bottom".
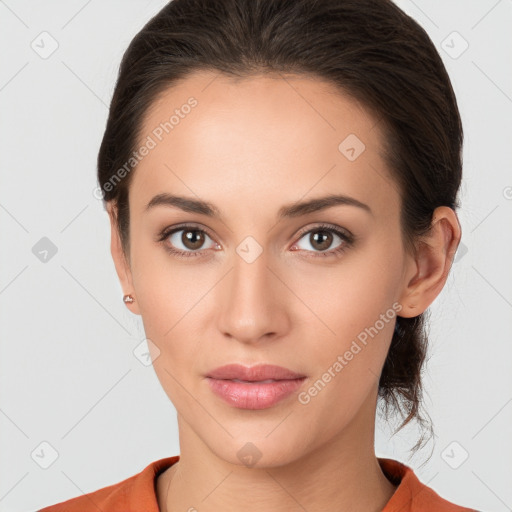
{"left": 379, "top": 458, "right": 481, "bottom": 512}
{"left": 37, "top": 456, "right": 179, "bottom": 512}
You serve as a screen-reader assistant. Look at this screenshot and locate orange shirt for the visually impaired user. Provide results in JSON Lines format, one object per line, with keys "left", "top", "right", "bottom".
{"left": 38, "top": 456, "right": 479, "bottom": 511}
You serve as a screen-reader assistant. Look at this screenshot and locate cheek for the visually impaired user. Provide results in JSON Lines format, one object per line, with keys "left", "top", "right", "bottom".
{"left": 130, "top": 237, "right": 203, "bottom": 333}
{"left": 291, "top": 263, "right": 400, "bottom": 436}
{"left": 294, "top": 250, "right": 402, "bottom": 343}
{"left": 129, "top": 255, "right": 208, "bottom": 400}
{"left": 134, "top": 259, "right": 208, "bottom": 405}
{"left": 289, "top": 241, "right": 403, "bottom": 391}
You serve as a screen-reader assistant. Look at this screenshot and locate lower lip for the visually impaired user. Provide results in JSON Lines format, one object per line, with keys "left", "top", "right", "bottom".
{"left": 206, "top": 377, "right": 306, "bottom": 410}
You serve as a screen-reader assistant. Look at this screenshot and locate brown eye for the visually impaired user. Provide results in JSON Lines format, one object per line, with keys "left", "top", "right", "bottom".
{"left": 168, "top": 228, "right": 215, "bottom": 252}
{"left": 291, "top": 224, "right": 353, "bottom": 257}
{"left": 159, "top": 224, "right": 219, "bottom": 258}
{"left": 309, "top": 230, "right": 334, "bottom": 251}
{"left": 180, "top": 229, "right": 206, "bottom": 250}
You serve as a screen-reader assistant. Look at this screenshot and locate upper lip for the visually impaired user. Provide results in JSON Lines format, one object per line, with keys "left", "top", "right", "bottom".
{"left": 206, "top": 364, "right": 306, "bottom": 381}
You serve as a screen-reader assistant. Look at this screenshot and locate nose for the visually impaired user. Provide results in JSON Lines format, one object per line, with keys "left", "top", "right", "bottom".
{"left": 217, "top": 248, "right": 291, "bottom": 345}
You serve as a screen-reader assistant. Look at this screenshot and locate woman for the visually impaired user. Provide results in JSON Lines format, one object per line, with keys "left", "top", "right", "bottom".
{"left": 39, "top": 0, "right": 480, "bottom": 510}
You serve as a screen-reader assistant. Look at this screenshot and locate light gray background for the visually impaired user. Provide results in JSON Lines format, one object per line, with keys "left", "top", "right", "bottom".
{"left": 1, "top": 1, "right": 511, "bottom": 511}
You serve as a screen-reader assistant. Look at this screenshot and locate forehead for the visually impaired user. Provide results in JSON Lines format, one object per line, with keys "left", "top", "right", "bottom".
{"left": 139, "top": 70, "right": 381, "bottom": 150}
{"left": 130, "top": 70, "right": 398, "bottom": 220}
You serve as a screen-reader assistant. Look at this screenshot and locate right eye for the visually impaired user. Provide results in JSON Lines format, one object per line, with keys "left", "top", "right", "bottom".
{"left": 158, "top": 224, "right": 220, "bottom": 258}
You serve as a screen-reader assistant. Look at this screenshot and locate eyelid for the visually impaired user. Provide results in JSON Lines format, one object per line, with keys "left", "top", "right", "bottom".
{"left": 295, "top": 222, "right": 354, "bottom": 242}
{"left": 156, "top": 222, "right": 216, "bottom": 243}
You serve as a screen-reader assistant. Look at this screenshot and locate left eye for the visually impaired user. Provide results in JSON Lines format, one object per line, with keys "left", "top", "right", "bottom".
{"left": 292, "top": 226, "right": 351, "bottom": 255}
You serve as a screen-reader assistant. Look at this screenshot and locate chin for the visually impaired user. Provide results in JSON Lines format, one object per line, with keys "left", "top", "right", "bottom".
{"left": 203, "top": 432, "right": 306, "bottom": 470}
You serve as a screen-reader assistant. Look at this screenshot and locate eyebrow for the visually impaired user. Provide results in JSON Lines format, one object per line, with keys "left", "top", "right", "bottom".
{"left": 144, "top": 193, "right": 372, "bottom": 219}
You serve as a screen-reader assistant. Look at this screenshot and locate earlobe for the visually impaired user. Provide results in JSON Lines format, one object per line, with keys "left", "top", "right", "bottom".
{"left": 398, "top": 206, "right": 461, "bottom": 318}
{"left": 106, "top": 202, "right": 141, "bottom": 315}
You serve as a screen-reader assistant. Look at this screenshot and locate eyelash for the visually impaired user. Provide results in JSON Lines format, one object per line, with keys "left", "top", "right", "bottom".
{"left": 157, "top": 223, "right": 355, "bottom": 259}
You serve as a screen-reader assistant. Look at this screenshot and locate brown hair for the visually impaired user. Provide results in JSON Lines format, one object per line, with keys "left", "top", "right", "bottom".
{"left": 97, "top": 0, "right": 463, "bottom": 456}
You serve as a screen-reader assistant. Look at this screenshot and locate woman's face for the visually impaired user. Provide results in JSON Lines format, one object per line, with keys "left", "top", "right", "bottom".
{"left": 112, "top": 70, "right": 419, "bottom": 466}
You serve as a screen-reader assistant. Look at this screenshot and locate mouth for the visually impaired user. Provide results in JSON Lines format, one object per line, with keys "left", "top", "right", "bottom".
{"left": 204, "top": 363, "right": 307, "bottom": 409}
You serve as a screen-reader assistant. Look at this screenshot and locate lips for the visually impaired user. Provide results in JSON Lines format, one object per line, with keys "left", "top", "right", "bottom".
{"left": 206, "top": 363, "right": 306, "bottom": 382}
{"left": 205, "top": 364, "right": 307, "bottom": 410}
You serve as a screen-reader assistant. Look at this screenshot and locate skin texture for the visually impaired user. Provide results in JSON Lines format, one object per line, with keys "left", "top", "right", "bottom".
{"left": 107, "top": 70, "right": 461, "bottom": 512}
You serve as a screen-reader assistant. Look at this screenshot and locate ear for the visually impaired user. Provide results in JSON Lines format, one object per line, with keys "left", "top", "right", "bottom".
{"left": 398, "top": 206, "right": 462, "bottom": 318}
{"left": 106, "top": 202, "right": 141, "bottom": 315}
